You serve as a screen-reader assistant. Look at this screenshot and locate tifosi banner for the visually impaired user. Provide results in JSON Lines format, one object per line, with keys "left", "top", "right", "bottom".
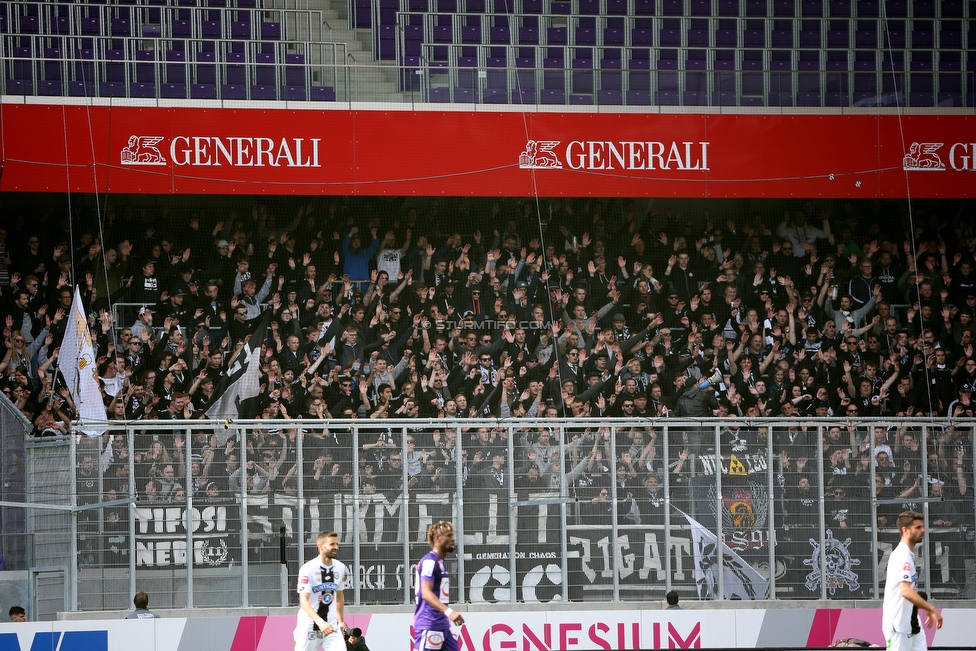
{"left": 1, "top": 104, "right": 973, "bottom": 197}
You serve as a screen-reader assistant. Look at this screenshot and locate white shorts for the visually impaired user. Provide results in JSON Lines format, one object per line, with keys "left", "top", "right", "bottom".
{"left": 884, "top": 630, "right": 926, "bottom": 651}
{"left": 294, "top": 621, "right": 345, "bottom": 651}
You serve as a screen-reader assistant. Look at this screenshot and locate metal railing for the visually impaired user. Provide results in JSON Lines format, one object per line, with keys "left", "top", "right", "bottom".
{"left": 1, "top": 34, "right": 347, "bottom": 100}
{"left": 11, "top": 416, "right": 975, "bottom": 611}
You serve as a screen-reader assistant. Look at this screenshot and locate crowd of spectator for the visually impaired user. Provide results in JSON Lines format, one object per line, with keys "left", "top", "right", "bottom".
{"left": 1, "top": 198, "right": 974, "bottom": 544}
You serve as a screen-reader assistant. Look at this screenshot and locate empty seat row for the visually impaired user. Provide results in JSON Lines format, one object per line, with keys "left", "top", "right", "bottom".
{"left": 390, "top": 12, "right": 972, "bottom": 51}
{"left": 362, "top": 0, "right": 962, "bottom": 20}
{"left": 418, "top": 42, "right": 973, "bottom": 73}
{"left": 423, "top": 67, "right": 974, "bottom": 107}
{"left": 0, "top": 2, "right": 322, "bottom": 42}
{"left": 1, "top": 34, "right": 342, "bottom": 100}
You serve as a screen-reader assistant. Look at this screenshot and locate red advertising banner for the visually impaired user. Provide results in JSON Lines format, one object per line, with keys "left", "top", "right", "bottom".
{"left": 1, "top": 104, "right": 973, "bottom": 197}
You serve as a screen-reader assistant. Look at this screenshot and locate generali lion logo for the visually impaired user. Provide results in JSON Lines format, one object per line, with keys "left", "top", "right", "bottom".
{"left": 121, "top": 135, "right": 167, "bottom": 166}
{"left": 519, "top": 140, "right": 562, "bottom": 169}
{"left": 903, "top": 142, "right": 945, "bottom": 171}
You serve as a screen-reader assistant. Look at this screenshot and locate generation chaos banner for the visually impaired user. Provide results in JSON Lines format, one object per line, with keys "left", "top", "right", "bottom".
{"left": 1, "top": 104, "right": 973, "bottom": 197}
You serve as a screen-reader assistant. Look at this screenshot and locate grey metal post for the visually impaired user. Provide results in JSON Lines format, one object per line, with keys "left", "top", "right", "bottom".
{"left": 662, "top": 423, "right": 672, "bottom": 593}
{"left": 351, "top": 423, "right": 361, "bottom": 606}
{"left": 508, "top": 424, "right": 517, "bottom": 603}
{"left": 401, "top": 426, "right": 411, "bottom": 605}
{"left": 454, "top": 423, "right": 466, "bottom": 605}
{"left": 610, "top": 424, "right": 620, "bottom": 602}
{"left": 765, "top": 425, "right": 775, "bottom": 599}
{"left": 128, "top": 425, "right": 137, "bottom": 602}
{"left": 921, "top": 425, "right": 931, "bottom": 593}
{"left": 714, "top": 423, "right": 724, "bottom": 600}
{"left": 240, "top": 428, "right": 250, "bottom": 607}
{"left": 184, "top": 427, "right": 194, "bottom": 608}
{"left": 69, "top": 433, "right": 78, "bottom": 611}
{"left": 296, "top": 420, "right": 306, "bottom": 569}
{"left": 818, "top": 423, "right": 827, "bottom": 601}
{"left": 870, "top": 424, "right": 880, "bottom": 600}
{"left": 559, "top": 424, "right": 569, "bottom": 603}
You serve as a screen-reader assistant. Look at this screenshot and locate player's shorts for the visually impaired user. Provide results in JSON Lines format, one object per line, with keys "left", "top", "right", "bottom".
{"left": 294, "top": 621, "right": 345, "bottom": 651}
{"left": 413, "top": 628, "right": 459, "bottom": 651}
{"left": 884, "top": 630, "right": 921, "bottom": 651}
{"left": 911, "top": 630, "right": 927, "bottom": 651}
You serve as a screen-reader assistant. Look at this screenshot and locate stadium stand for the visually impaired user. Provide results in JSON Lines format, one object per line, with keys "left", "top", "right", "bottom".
{"left": 0, "top": 0, "right": 972, "bottom": 105}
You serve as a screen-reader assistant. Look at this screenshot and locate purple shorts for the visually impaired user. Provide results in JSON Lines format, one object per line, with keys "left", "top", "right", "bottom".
{"left": 413, "top": 629, "right": 458, "bottom": 651}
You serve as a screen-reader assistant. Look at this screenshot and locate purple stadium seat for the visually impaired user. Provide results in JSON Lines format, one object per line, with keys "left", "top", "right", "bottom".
{"left": 202, "top": 18, "right": 223, "bottom": 38}
{"left": 428, "top": 87, "right": 451, "bottom": 102}
{"left": 606, "top": 0, "right": 627, "bottom": 14}
{"left": 799, "top": 24, "right": 821, "bottom": 48}
{"left": 883, "top": 21, "right": 905, "bottom": 49}
{"left": 569, "top": 94, "right": 592, "bottom": 104}
{"left": 661, "top": 0, "right": 682, "bottom": 15}
{"left": 626, "top": 89, "right": 650, "bottom": 105}
{"left": 576, "top": 28, "right": 596, "bottom": 46}
{"left": 743, "top": 25, "right": 765, "bottom": 47}
{"left": 801, "top": 0, "right": 823, "bottom": 16}
{"left": 232, "top": 19, "right": 251, "bottom": 39}
{"left": 827, "top": 24, "right": 849, "bottom": 48}
{"left": 773, "top": 0, "right": 794, "bottom": 16}
{"left": 687, "top": 27, "right": 709, "bottom": 47}
{"left": 718, "top": 0, "right": 739, "bottom": 15}
{"left": 461, "top": 23, "right": 481, "bottom": 44}
{"left": 598, "top": 89, "right": 622, "bottom": 104}
{"left": 858, "top": 0, "right": 878, "bottom": 17}
{"left": 250, "top": 85, "right": 276, "bottom": 100}
{"left": 884, "top": 0, "right": 907, "bottom": 17}
{"left": 632, "top": 28, "right": 653, "bottom": 46}
{"left": 771, "top": 26, "right": 793, "bottom": 48}
{"left": 100, "top": 81, "right": 127, "bottom": 97}
{"left": 547, "top": 27, "right": 567, "bottom": 45}
{"left": 715, "top": 26, "right": 737, "bottom": 47}
{"left": 579, "top": 0, "right": 599, "bottom": 14}
{"left": 261, "top": 21, "right": 281, "bottom": 40}
{"left": 829, "top": 0, "right": 851, "bottom": 15}
{"left": 81, "top": 15, "right": 101, "bottom": 35}
{"left": 310, "top": 86, "right": 336, "bottom": 101}
{"left": 911, "top": 23, "right": 934, "bottom": 49}
{"left": 490, "top": 25, "right": 511, "bottom": 44}
{"left": 39, "top": 80, "right": 63, "bottom": 96}
{"left": 221, "top": 84, "right": 247, "bottom": 99}
{"left": 161, "top": 82, "right": 186, "bottom": 98}
{"left": 634, "top": 0, "right": 654, "bottom": 15}
{"left": 130, "top": 82, "right": 156, "bottom": 97}
{"left": 541, "top": 89, "right": 564, "bottom": 104}
{"left": 518, "top": 26, "right": 538, "bottom": 44}
{"left": 745, "top": 0, "right": 766, "bottom": 16}
{"left": 17, "top": 13, "right": 38, "bottom": 34}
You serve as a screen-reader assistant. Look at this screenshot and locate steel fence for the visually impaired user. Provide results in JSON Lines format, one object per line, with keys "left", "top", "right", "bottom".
{"left": 16, "top": 417, "right": 976, "bottom": 611}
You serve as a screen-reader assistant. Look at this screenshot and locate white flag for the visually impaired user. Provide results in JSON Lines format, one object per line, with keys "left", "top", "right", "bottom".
{"left": 60, "top": 286, "right": 106, "bottom": 436}
{"left": 205, "top": 308, "right": 271, "bottom": 433}
{"left": 683, "top": 510, "right": 768, "bottom": 600}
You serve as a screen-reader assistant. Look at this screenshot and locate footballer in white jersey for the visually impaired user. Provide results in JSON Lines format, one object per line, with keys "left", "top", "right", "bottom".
{"left": 295, "top": 531, "right": 348, "bottom": 651}
{"left": 882, "top": 512, "right": 942, "bottom": 651}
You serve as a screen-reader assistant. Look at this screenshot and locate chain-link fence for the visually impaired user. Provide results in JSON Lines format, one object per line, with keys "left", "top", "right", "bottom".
{"left": 7, "top": 416, "right": 959, "bottom": 611}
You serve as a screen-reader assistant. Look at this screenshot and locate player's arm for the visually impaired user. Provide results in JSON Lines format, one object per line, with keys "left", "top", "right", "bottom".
{"left": 420, "top": 579, "right": 464, "bottom": 626}
{"left": 300, "top": 591, "right": 334, "bottom": 635}
{"left": 335, "top": 588, "right": 345, "bottom": 633}
{"left": 899, "top": 582, "right": 943, "bottom": 629}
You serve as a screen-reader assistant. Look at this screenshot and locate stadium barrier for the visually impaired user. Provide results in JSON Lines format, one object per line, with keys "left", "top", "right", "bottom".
{"left": 5, "top": 606, "right": 976, "bottom": 649}
{"left": 5, "top": 416, "right": 975, "bottom": 619}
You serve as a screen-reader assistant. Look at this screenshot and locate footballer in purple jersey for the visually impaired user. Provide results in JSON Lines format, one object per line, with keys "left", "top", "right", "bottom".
{"left": 413, "top": 521, "right": 464, "bottom": 651}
